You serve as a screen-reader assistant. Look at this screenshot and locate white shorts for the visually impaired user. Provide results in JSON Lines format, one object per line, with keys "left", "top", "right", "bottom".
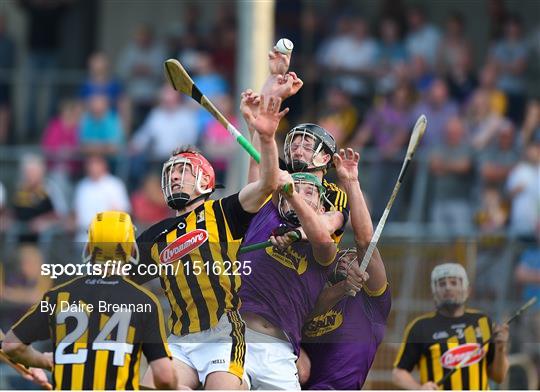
{"left": 168, "top": 310, "right": 247, "bottom": 386}
{"left": 245, "top": 328, "right": 300, "bottom": 390}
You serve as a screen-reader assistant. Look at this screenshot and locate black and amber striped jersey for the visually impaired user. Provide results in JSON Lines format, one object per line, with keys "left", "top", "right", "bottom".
{"left": 133, "top": 193, "right": 256, "bottom": 336}
{"left": 11, "top": 276, "right": 171, "bottom": 390}
{"left": 322, "top": 178, "right": 349, "bottom": 241}
{"left": 394, "top": 310, "right": 495, "bottom": 390}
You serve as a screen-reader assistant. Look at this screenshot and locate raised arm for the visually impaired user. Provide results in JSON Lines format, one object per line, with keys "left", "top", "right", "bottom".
{"left": 276, "top": 174, "right": 337, "bottom": 266}
{"left": 238, "top": 95, "right": 288, "bottom": 213}
{"left": 242, "top": 43, "right": 303, "bottom": 184}
{"left": 334, "top": 148, "right": 387, "bottom": 293}
{"left": 241, "top": 90, "right": 263, "bottom": 184}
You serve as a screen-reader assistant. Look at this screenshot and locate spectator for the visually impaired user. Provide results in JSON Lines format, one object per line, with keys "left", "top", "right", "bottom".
{"left": 317, "top": 86, "right": 359, "bottom": 146}
{"left": 528, "top": 25, "right": 540, "bottom": 61}
{"left": 506, "top": 134, "right": 540, "bottom": 241}
{"left": 445, "top": 50, "right": 477, "bottom": 105}
{"left": 131, "top": 85, "right": 198, "bottom": 161}
{"left": 192, "top": 52, "right": 229, "bottom": 99}
{"left": 41, "top": 99, "right": 82, "bottom": 178}
{"left": 521, "top": 99, "right": 540, "bottom": 146}
{"left": 18, "top": 0, "right": 71, "bottom": 140}
{"left": 80, "top": 52, "right": 123, "bottom": 108}
{"left": 295, "top": 8, "right": 326, "bottom": 107}
{"left": 200, "top": 94, "right": 238, "bottom": 184}
{"left": 374, "top": 17, "right": 407, "bottom": 94}
{"left": 164, "top": 23, "right": 185, "bottom": 60}
{"left": 10, "top": 154, "right": 67, "bottom": 244}
{"left": 437, "top": 12, "right": 472, "bottom": 77}
{"left": 212, "top": 21, "right": 238, "bottom": 85}
{"left": 489, "top": 14, "right": 528, "bottom": 123}
{"left": 316, "top": 16, "right": 378, "bottom": 103}
{"left": 0, "top": 245, "right": 51, "bottom": 328}
{"left": 477, "top": 62, "right": 508, "bottom": 116}
{"left": 0, "top": 13, "right": 15, "bottom": 144}
{"left": 429, "top": 117, "right": 474, "bottom": 235}
{"left": 514, "top": 232, "right": 540, "bottom": 370}
{"left": 465, "top": 89, "right": 507, "bottom": 150}
{"left": 79, "top": 94, "right": 124, "bottom": 155}
{"left": 72, "top": 154, "right": 130, "bottom": 243}
{"left": 131, "top": 173, "right": 172, "bottom": 231}
{"left": 352, "top": 84, "right": 411, "bottom": 219}
{"left": 477, "top": 120, "right": 520, "bottom": 192}
{"left": 487, "top": 0, "right": 509, "bottom": 40}
{"left": 409, "top": 78, "right": 458, "bottom": 148}
{"left": 176, "top": 30, "right": 204, "bottom": 72}
{"left": 130, "top": 85, "right": 198, "bottom": 185}
{"left": 475, "top": 187, "right": 509, "bottom": 233}
{"left": 117, "top": 24, "right": 165, "bottom": 127}
{"left": 409, "top": 55, "right": 435, "bottom": 95}
{"left": 192, "top": 52, "right": 229, "bottom": 132}
{"left": 404, "top": 5, "right": 441, "bottom": 69}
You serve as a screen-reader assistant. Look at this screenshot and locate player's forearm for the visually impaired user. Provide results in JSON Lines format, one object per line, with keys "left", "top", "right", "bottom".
{"left": 290, "top": 196, "right": 336, "bottom": 265}
{"left": 392, "top": 368, "right": 422, "bottom": 390}
{"left": 321, "top": 212, "right": 344, "bottom": 235}
{"left": 488, "top": 344, "right": 509, "bottom": 384}
{"left": 247, "top": 131, "right": 261, "bottom": 184}
{"left": 355, "top": 246, "right": 387, "bottom": 294}
{"left": 2, "top": 340, "right": 51, "bottom": 370}
{"left": 309, "top": 284, "right": 346, "bottom": 319}
{"left": 257, "top": 135, "right": 279, "bottom": 194}
{"left": 341, "top": 179, "right": 373, "bottom": 246}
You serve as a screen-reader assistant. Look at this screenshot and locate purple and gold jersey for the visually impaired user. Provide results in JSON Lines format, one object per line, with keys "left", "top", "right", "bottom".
{"left": 302, "top": 285, "right": 391, "bottom": 390}
{"left": 238, "top": 202, "right": 332, "bottom": 355}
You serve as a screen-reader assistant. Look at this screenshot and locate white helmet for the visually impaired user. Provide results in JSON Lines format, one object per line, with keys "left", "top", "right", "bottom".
{"left": 431, "top": 263, "right": 469, "bottom": 309}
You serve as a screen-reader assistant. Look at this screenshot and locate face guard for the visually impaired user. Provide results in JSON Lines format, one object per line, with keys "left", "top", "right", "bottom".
{"left": 278, "top": 172, "right": 326, "bottom": 227}
{"left": 82, "top": 211, "right": 139, "bottom": 265}
{"left": 330, "top": 247, "right": 358, "bottom": 283}
{"left": 431, "top": 263, "right": 469, "bottom": 311}
{"left": 284, "top": 123, "right": 336, "bottom": 172}
{"left": 162, "top": 152, "right": 215, "bottom": 210}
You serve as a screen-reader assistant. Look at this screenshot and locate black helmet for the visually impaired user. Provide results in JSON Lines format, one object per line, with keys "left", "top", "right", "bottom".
{"left": 284, "top": 123, "right": 337, "bottom": 172}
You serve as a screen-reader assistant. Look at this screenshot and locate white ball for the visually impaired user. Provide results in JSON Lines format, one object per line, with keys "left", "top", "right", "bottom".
{"left": 275, "top": 38, "right": 294, "bottom": 55}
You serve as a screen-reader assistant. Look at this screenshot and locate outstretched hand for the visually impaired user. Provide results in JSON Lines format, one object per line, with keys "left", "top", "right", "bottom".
{"left": 250, "top": 95, "right": 289, "bottom": 140}
{"left": 261, "top": 71, "right": 304, "bottom": 100}
{"left": 333, "top": 148, "right": 360, "bottom": 183}
{"left": 240, "top": 89, "right": 261, "bottom": 129}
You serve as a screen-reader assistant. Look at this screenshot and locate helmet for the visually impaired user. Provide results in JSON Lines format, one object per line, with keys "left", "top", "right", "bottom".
{"left": 162, "top": 149, "right": 216, "bottom": 210}
{"left": 284, "top": 123, "right": 337, "bottom": 172}
{"left": 278, "top": 172, "right": 326, "bottom": 227}
{"left": 330, "top": 247, "right": 357, "bottom": 284}
{"left": 83, "top": 211, "right": 139, "bottom": 265}
{"left": 431, "top": 263, "right": 469, "bottom": 310}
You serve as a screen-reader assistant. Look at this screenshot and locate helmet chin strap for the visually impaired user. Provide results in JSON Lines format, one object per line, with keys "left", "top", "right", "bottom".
{"left": 168, "top": 192, "right": 212, "bottom": 211}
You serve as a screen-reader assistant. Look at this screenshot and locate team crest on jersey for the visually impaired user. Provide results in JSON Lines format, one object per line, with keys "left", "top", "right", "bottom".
{"left": 440, "top": 343, "right": 485, "bottom": 369}
{"left": 266, "top": 246, "right": 308, "bottom": 274}
{"left": 304, "top": 309, "right": 343, "bottom": 337}
{"left": 159, "top": 229, "right": 209, "bottom": 264}
{"left": 433, "top": 331, "right": 450, "bottom": 340}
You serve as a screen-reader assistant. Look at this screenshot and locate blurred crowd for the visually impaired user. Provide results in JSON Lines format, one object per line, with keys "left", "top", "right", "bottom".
{"left": 0, "top": 0, "right": 539, "bottom": 386}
